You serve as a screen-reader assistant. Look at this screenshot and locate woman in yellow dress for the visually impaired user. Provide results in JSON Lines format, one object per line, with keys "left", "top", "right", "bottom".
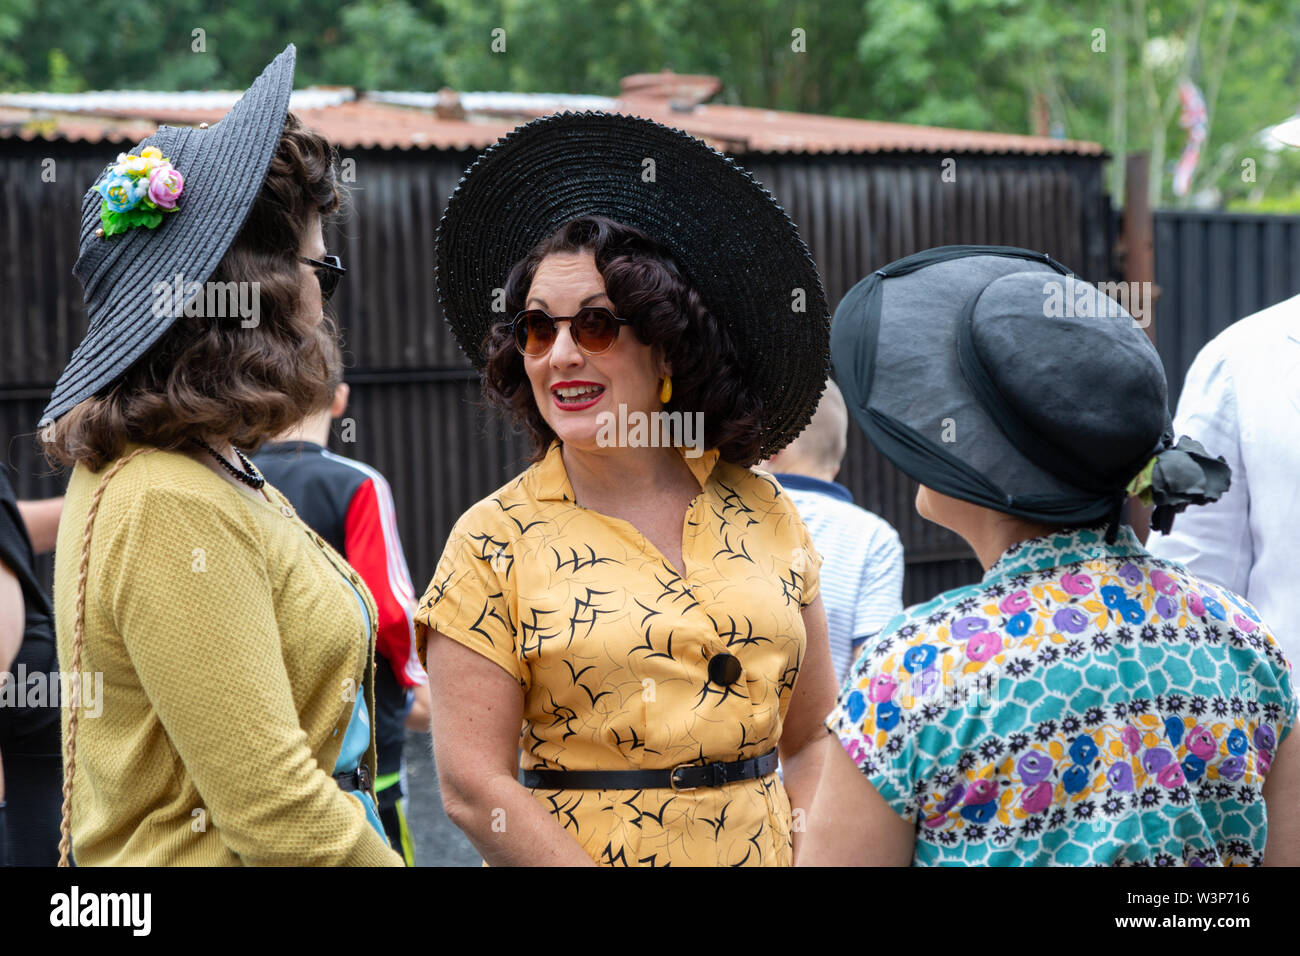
{"left": 417, "top": 113, "right": 838, "bottom": 866}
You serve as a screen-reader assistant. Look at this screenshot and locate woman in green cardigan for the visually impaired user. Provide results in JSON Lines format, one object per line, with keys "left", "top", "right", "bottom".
{"left": 38, "top": 46, "right": 401, "bottom": 866}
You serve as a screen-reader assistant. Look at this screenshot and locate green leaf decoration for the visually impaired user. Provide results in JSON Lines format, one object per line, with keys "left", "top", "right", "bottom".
{"left": 99, "top": 200, "right": 171, "bottom": 236}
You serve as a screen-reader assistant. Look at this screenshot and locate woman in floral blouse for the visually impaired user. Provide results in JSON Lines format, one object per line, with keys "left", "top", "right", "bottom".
{"left": 805, "top": 247, "right": 1297, "bottom": 866}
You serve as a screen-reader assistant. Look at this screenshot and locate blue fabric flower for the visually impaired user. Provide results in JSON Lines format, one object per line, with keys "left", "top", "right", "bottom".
{"left": 1226, "top": 729, "right": 1248, "bottom": 755}
{"left": 1164, "top": 715, "right": 1185, "bottom": 747}
{"left": 877, "top": 700, "right": 901, "bottom": 731}
{"left": 97, "top": 172, "right": 143, "bottom": 212}
{"left": 1068, "top": 735, "right": 1099, "bottom": 765}
{"left": 845, "top": 689, "right": 866, "bottom": 723}
{"left": 902, "top": 644, "right": 937, "bottom": 674}
{"left": 1007, "top": 612, "right": 1032, "bottom": 636}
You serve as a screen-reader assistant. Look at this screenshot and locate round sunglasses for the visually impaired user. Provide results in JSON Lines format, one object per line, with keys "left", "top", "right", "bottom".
{"left": 512, "top": 307, "right": 632, "bottom": 357}
{"left": 300, "top": 255, "right": 346, "bottom": 301}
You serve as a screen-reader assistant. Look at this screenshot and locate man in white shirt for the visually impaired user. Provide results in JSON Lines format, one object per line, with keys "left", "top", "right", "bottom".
{"left": 1148, "top": 115, "right": 1300, "bottom": 669}
{"left": 1146, "top": 286, "right": 1300, "bottom": 667}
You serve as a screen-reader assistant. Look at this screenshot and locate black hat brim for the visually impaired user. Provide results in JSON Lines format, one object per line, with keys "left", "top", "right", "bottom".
{"left": 832, "top": 245, "right": 1169, "bottom": 525}
{"left": 41, "top": 44, "right": 298, "bottom": 426}
{"left": 434, "top": 111, "right": 830, "bottom": 458}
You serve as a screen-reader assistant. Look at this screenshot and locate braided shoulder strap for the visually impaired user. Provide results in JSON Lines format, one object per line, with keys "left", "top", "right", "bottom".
{"left": 58, "top": 446, "right": 157, "bottom": 867}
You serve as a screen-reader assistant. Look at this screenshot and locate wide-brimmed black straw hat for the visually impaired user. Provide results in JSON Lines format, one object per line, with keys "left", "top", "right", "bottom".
{"left": 39, "top": 44, "right": 298, "bottom": 427}
{"left": 435, "top": 111, "right": 830, "bottom": 458}
{"left": 832, "top": 245, "right": 1230, "bottom": 538}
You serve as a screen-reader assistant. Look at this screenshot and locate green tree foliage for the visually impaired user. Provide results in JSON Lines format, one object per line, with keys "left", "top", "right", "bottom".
{"left": 3, "top": 0, "right": 1300, "bottom": 207}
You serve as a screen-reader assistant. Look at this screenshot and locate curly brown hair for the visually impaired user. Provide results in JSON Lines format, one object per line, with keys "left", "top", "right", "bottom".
{"left": 483, "top": 215, "right": 766, "bottom": 465}
{"left": 44, "top": 113, "right": 343, "bottom": 471}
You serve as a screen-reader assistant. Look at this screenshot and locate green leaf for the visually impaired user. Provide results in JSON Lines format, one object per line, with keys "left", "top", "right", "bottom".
{"left": 99, "top": 202, "right": 167, "bottom": 235}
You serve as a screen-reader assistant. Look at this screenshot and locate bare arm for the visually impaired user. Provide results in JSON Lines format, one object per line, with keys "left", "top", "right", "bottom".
{"left": 16, "top": 497, "right": 63, "bottom": 556}
{"left": 778, "top": 595, "right": 838, "bottom": 862}
{"left": 1, "top": 560, "right": 24, "bottom": 806}
{"left": 427, "top": 630, "right": 595, "bottom": 866}
{"left": 404, "top": 679, "right": 431, "bottom": 733}
{"left": 800, "top": 731, "right": 915, "bottom": 866}
{"left": 1263, "top": 723, "right": 1300, "bottom": 866}
{"left": 0, "top": 559, "right": 22, "bottom": 674}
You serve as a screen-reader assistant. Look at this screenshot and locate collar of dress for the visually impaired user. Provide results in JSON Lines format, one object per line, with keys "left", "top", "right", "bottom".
{"left": 531, "top": 440, "right": 723, "bottom": 502}
{"left": 982, "top": 524, "right": 1150, "bottom": 583}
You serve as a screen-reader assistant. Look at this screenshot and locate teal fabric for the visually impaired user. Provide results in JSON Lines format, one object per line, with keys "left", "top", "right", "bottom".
{"left": 332, "top": 577, "right": 386, "bottom": 840}
{"left": 827, "top": 526, "right": 1297, "bottom": 866}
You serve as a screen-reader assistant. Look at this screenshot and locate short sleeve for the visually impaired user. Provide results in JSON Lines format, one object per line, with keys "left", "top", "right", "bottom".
{"left": 1262, "top": 624, "right": 1299, "bottom": 745}
{"left": 414, "top": 509, "right": 523, "bottom": 687}
{"left": 795, "top": 512, "right": 823, "bottom": 608}
{"left": 853, "top": 526, "right": 904, "bottom": 639}
{"left": 824, "top": 628, "right": 922, "bottom": 823}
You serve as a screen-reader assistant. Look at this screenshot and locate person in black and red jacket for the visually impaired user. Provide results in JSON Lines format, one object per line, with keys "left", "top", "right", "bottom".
{"left": 252, "top": 378, "right": 429, "bottom": 864}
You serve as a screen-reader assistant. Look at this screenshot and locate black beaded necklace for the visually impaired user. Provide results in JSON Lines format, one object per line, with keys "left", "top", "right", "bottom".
{"left": 191, "top": 437, "right": 266, "bottom": 490}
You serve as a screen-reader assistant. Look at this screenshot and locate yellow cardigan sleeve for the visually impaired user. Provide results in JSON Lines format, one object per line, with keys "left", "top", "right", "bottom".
{"left": 101, "top": 483, "right": 401, "bottom": 866}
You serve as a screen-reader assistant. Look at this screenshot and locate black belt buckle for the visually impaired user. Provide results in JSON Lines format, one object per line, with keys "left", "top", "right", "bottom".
{"left": 356, "top": 763, "right": 372, "bottom": 794}
{"left": 670, "top": 763, "right": 698, "bottom": 792}
{"left": 671, "top": 760, "right": 729, "bottom": 791}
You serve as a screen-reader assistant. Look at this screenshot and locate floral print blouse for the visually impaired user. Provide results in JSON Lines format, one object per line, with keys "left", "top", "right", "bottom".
{"left": 827, "top": 525, "right": 1296, "bottom": 866}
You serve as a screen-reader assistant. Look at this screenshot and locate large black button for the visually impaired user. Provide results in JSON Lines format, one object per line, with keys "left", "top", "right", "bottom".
{"left": 708, "top": 652, "right": 742, "bottom": 686}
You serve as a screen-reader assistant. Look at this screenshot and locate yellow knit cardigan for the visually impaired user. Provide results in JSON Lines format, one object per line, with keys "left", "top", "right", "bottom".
{"left": 54, "top": 444, "right": 403, "bottom": 866}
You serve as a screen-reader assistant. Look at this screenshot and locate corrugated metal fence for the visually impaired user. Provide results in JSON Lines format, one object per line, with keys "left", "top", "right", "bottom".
{"left": 1, "top": 141, "right": 1110, "bottom": 604}
{"left": 1153, "top": 210, "right": 1300, "bottom": 413}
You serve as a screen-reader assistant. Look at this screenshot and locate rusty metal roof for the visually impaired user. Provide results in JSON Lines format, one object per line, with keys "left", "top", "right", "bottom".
{"left": 0, "top": 74, "right": 1103, "bottom": 157}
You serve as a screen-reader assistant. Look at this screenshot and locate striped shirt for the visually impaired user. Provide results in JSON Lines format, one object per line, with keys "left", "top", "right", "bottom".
{"left": 773, "top": 474, "right": 905, "bottom": 683}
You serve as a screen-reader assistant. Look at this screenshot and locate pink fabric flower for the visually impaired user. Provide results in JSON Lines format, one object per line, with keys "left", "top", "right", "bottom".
{"left": 147, "top": 163, "right": 184, "bottom": 209}
{"left": 867, "top": 674, "right": 897, "bottom": 703}
{"left": 1061, "top": 572, "right": 1093, "bottom": 595}
{"left": 965, "top": 780, "right": 998, "bottom": 805}
{"left": 1149, "top": 569, "right": 1178, "bottom": 595}
{"left": 1156, "top": 761, "right": 1186, "bottom": 788}
{"left": 999, "top": 590, "right": 1031, "bottom": 614}
{"left": 1021, "top": 781, "right": 1053, "bottom": 814}
{"left": 966, "top": 631, "right": 1002, "bottom": 662}
{"left": 1121, "top": 725, "right": 1142, "bottom": 754}
{"left": 1187, "top": 725, "right": 1217, "bottom": 761}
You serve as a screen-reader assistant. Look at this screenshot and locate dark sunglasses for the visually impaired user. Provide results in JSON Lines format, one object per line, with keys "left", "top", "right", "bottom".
{"left": 301, "top": 255, "right": 346, "bottom": 301}
{"left": 512, "top": 307, "right": 632, "bottom": 357}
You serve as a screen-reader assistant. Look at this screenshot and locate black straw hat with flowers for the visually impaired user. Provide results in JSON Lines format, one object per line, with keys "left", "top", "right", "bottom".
{"left": 435, "top": 111, "right": 831, "bottom": 458}
{"left": 39, "top": 44, "right": 298, "bottom": 427}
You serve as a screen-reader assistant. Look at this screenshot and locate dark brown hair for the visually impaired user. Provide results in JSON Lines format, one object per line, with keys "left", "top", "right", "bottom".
{"left": 483, "top": 215, "right": 765, "bottom": 464}
{"left": 45, "top": 113, "right": 343, "bottom": 471}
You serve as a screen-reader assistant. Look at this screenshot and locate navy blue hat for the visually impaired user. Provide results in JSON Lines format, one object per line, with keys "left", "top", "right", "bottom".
{"left": 40, "top": 45, "right": 298, "bottom": 426}
{"left": 832, "top": 245, "right": 1230, "bottom": 538}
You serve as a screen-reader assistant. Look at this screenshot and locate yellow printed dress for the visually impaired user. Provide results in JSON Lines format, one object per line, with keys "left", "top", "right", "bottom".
{"left": 415, "top": 442, "right": 821, "bottom": 866}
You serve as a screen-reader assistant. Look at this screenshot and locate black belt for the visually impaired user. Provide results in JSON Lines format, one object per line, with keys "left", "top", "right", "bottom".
{"left": 520, "top": 749, "right": 778, "bottom": 791}
{"left": 334, "top": 762, "right": 373, "bottom": 795}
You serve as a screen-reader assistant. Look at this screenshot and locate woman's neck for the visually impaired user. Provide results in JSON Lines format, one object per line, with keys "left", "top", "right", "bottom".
{"left": 186, "top": 434, "right": 268, "bottom": 502}
{"left": 967, "top": 514, "right": 1058, "bottom": 571}
{"left": 560, "top": 442, "right": 693, "bottom": 505}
